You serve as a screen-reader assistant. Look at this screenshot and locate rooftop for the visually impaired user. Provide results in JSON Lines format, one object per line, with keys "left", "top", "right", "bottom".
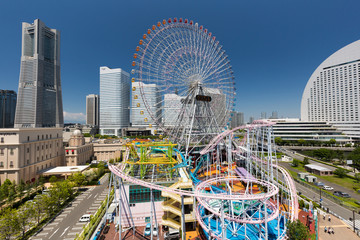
{"left": 41, "top": 165, "right": 90, "bottom": 175}
{"left": 305, "top": 164, "right": 332, "bottom": 172}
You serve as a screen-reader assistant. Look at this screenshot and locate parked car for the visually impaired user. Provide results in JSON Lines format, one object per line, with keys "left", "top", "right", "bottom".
{"left": 79, "top": 214, "right": 91, "bottom": 222}
{"left": 341, "top": 192, "right": 351, "bottom": 198}
{"left": 333, "top": 191, "right": 342, "bottom": 197}
{"left": 144, "top": 223, "right": 158, "bottom": 237}
{"left": 323, "top": 186, "right": 334, "bottom": 191}
{"left": 164, "top": 228, "right": 180, "bottom": 240}
{"left": 315, "top": 182, "right": 325, "bottom": 187}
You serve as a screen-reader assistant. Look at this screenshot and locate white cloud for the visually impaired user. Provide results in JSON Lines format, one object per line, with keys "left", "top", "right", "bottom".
{"left": 63, "top": 111, "right": 86, "bottom": 123}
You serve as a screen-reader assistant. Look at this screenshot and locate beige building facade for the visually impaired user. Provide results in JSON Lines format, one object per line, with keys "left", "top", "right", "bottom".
{"left": 93, "top": 142, "right": 125, "bottom": 161}
{"left": 0, "top": 128, "right": 64, "bottom": 184}
{"left": 65, "top": 130, "right": 93, "bottom": 166}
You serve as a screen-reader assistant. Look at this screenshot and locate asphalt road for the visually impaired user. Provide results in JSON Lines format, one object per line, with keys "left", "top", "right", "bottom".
{"left": 30, "top": 175, "right": 109, "bottom": 240}
{"left": 294, "top": 180, "right": 360, "bottom": 221}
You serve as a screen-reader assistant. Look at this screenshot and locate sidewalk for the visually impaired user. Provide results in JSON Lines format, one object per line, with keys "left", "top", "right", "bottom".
{"left": 318, "top": 213, "right": 359, "bottom": 240}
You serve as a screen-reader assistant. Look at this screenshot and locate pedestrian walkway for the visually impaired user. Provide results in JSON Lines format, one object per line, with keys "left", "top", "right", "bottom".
{"left": 318, "top": 213, "right": 359, "bottom": 240}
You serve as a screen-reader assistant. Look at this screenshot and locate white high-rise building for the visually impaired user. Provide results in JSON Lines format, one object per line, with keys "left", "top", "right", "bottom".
{"left": 99, "top": 67, "right": 130, "bottom": 136}
{"left": 131, "top": 82, "right": 160, "bottom": 127}
{"left": 301, "top": 40, "right": 360, "bottom": 139}
{"left": 163, "top": 93, "right": 183, "bottom": 127}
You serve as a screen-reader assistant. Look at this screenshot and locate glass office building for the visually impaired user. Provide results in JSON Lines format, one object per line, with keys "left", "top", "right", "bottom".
{"left": 0, "top": 90, "right": 17, "bottom": 128}
{"left": 86, "top": 94, "right": 99, "bottom": 126}
{"left": 131, "top": 82, "right": 161, "bottom": 127}
{"left": 14, "top": 19, "right": 63, "bottom": 128}
{"left": 99, "top": 67, "right": 130, "bottom": 136}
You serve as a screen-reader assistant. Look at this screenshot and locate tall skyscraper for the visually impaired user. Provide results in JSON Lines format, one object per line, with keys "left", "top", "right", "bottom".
{"left": 261, "top": 112, "right": 267, "bottom": 119}
{"left": 0, "top": 90, "right": 17, "bottom": 128}
{"left": 14, "top": 19, "right": 63, "bottom": 128}
{"left": 270, "top": 111, "right": 278, "bottom": 119}
{"left": 131, "top": 82, "right": 160, "bottom": 127}
{"left": 100, "top": 67, "right": 130, "bottom": 136}
{"left": 86, "top": 94, "right": 99, "bottom": 126}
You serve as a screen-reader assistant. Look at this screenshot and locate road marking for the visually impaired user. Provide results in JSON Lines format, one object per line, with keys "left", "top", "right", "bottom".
{"left": 37, "top": 232, "right": 48, "bottom": 236}
{"left": 76, "top": 222, "right": 87, "bottom": 225}
{"left": 72, "top": 227, "right": 83, "bottom": 230}
{"left": 48, "top": 228, "right": 59, "bottom": 239}
{"left": 54, "top": 217, "right": 63, "bottom": 221}
{"left": 48, "top": 222, "right": 58, "bottom": 226}
{"left": 67, "top": 232, "right": 78, "bottom": 235}
{"left": 60, "top": 226, "right": 69, "bottom": 237}
{"left": 44, "top": 227, "right": 54, "bottom": 230}
{"left": 87, "top": 194, "right": 93, "bottom": 199}
{"left": 94, "top": 193, "right": 98, "bottom": 198}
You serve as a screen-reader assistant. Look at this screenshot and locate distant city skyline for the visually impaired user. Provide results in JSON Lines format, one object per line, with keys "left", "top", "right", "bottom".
{"left": 1, "top": 1, "right": 360, "bottom": 123}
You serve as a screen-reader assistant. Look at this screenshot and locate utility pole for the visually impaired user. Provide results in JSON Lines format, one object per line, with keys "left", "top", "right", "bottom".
{"left": 319, "top": 188, "right": 322, "bottom": 208}
{"left": 353, "top": 210, "right": 356, "bottom": 233}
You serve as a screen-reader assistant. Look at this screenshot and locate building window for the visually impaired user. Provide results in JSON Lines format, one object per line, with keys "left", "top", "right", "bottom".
{"left": 129, "top": 185, "right": 164, "bottom": 204}
{"left": 37, "top": 146, "right": 39, "bottom": 151}
{"left": 42, "top": 135, "right": 44, "bottom": 140}
{"left": 27, "top": 160, "right": 29, "bottom": 165}
{"left": 10, "top": 149, "right": 14, "bottom": 155}
{"left": 10, "top": 161, "right": 13, "bottom": 167}
{"left": 0, "top": 162, "right": 3, "bottom": 167}
{"left": 72, "top": 150, "right": 74, "bottom": 154}
{"left": 50, "top": 134, "right": 52, "bottom": 139}
{"left": 46, "top": 135, "right": 48, "bottom": 139}
{"left": 46, "top": 145, "right": 48, "bottom": 149}
{"left": 0, "top": 149, "right": 3, "bottom": 156}
{"left": 1, "top": 138, "right": 3, "bottom": 143}
{"left": 50, "top": 144, "right": 52, "bottom": 148}
{"left": 38, "top": 135, "right": 39, "bottom": 140}
{"left": 27, "top": 136, "right": 30, "bottom": 142}
{"left": 27, "top": 148, "right": 29, "bottom": 153}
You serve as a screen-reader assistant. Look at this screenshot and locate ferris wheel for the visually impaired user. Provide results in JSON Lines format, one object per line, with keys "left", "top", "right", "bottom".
{"left": 131, "top": 18, "right": 236, "bottom": 152}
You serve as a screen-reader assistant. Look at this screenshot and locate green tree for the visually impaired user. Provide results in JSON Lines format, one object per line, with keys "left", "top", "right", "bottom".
{"left": 83, "top": 133, "right": 91, "bottom": 137}
{"left": 286, "top": 219, "right": 311, "bottom": 240}
{"left": 275, "top": 137, "right": 283, "bottom": 146}
{"left": 298, "top": 139, "right": 306, "bottom": 146}
{"left": 70, "top": 172, "right": 86, "bottom": 187}
{"left": 49, "top": 176, "right": 58, "bottom": 183}
{"left": 313, "top": 148, "right": 335, "bottom": 161}
{"left": 32, "top": 195, "right": 47, "bottom": 224}
{"left": 94, "top": 134, "right": 101, "bottom": 138}
{"left": 16, "top": 179, "right": 26, "bottom": 197}
{"left": 329, "top": 138, "right": 336, "bottom": 146}
{"left": 355, "top": 173, "right": 360, "bottom": 183}
{"left": 334, "top": 168, "right": 347, "bottom": 178}
{"left": 302, "top": 157, "right": 310, "bottom": 165}
{"left": 0, "top": 208, "right": 20, "bottom": 240}
{"left": 18, "top": 202, "right": 34, "bottom": 237}
{"left": 292, "top": 159, "right": 299, "bottom": 167}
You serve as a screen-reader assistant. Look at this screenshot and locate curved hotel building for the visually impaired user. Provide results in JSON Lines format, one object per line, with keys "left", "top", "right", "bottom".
{"left": 301, "top": 40, "right": 360, "bottom": 140}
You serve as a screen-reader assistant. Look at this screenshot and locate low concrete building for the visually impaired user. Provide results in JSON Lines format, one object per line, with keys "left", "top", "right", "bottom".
{"left": 0, "top": 128, "right": 64, "bottom": 184}
{"left": 65, "top": 130, "right": 93, "bottom": 166}
{"left": 305, "top": 164, "right": 333, "bottom": 176}
{"left": 298, "top": 172, "right": 309, "bottom": 179}
{"left": 305, "top": 175, "right": 317, "bottom": 183}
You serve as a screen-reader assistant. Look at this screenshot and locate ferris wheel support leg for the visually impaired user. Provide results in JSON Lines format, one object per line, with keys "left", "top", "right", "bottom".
{"left": 119, "top": 176, "right": 122, "bottom": 240}
{"left": 105, "top": 172, "right": 113, "bottom": 225}
{"left": 221, "top": 200, "right": 226, "bottom": 240}
{"left": 181, "top": 195, "right": 186, "bottom": 240}
{"left": 150, "top": 189, "right": 153, "bottom": 240}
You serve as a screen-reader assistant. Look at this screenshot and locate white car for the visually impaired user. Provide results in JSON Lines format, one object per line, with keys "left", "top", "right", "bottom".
{"left": 323, "top": 186, "right": 333, "bottom": 191}
{"left": 79, "top": 214, "right": 91, "bottom": 222}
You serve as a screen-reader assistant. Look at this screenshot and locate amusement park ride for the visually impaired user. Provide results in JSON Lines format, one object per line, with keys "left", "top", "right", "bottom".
{"left": 107, "top": 18, "right": 298, "bottom": 240}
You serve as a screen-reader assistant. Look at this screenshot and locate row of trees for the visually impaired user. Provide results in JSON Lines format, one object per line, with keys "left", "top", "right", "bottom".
{"left": 275, "top": 137, "right": 354, "bottom": 147}
{"left": 0, "top": 178, "right": 80, "bottom": 240}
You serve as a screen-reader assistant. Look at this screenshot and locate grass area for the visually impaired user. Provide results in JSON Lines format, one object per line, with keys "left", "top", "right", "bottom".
{"left": 317, "top": 175, "right": 360, "bottom": 190}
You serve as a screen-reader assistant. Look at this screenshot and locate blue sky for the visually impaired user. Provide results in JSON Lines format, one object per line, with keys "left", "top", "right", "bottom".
{"left": 0, "top": 0, "right": 359, "bottom": 123}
